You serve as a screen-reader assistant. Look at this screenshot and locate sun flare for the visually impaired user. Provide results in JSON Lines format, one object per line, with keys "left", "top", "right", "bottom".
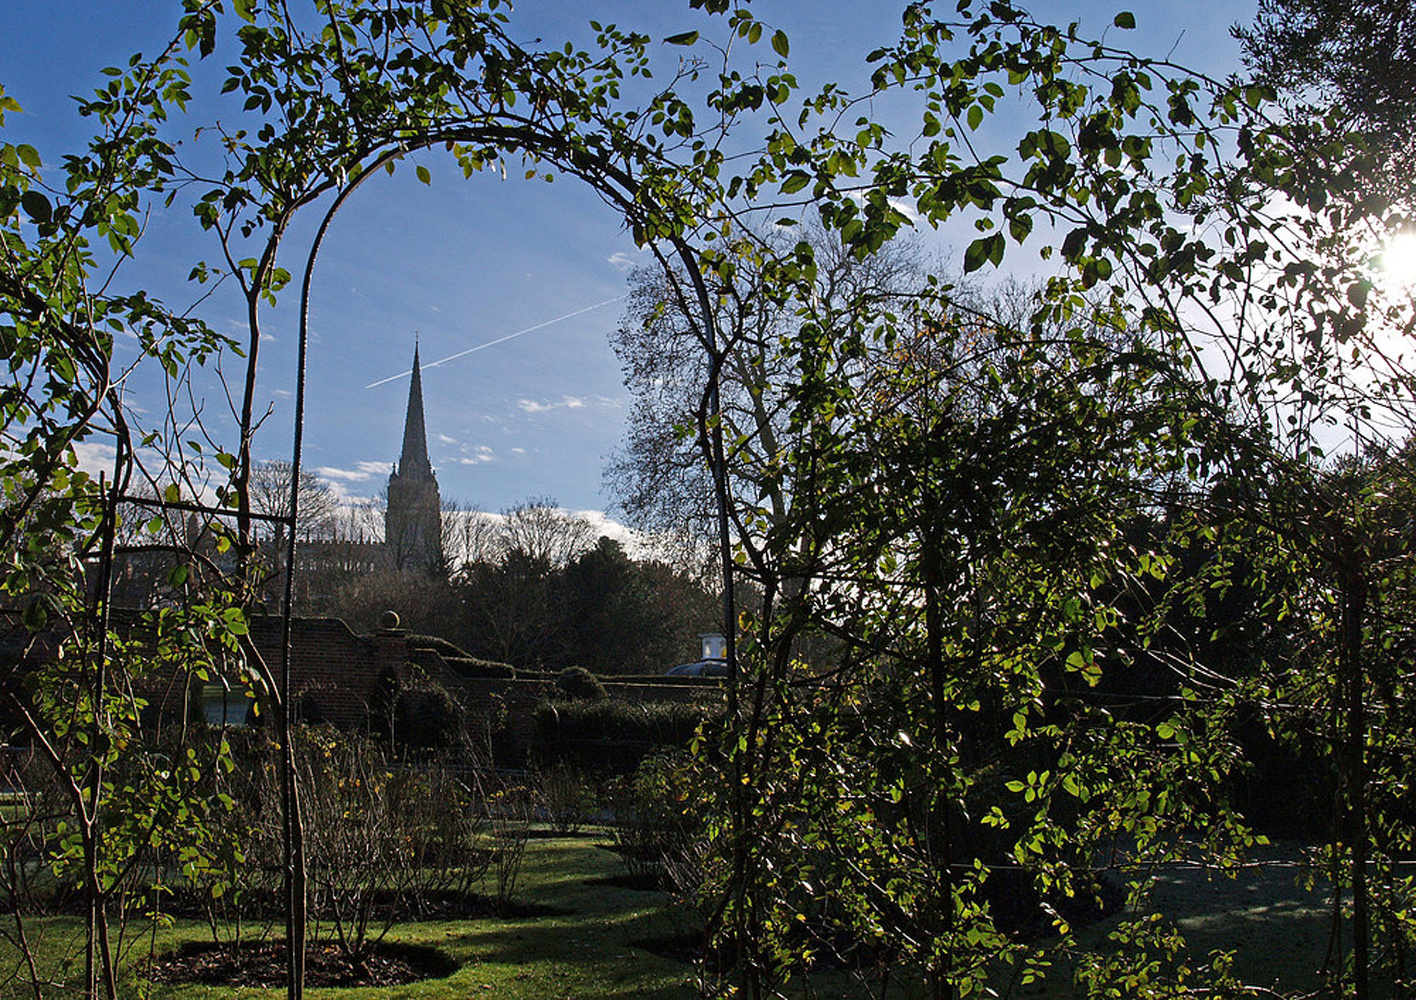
{"left": 1381, "top": 232, "right": 1416, "bottom": 288}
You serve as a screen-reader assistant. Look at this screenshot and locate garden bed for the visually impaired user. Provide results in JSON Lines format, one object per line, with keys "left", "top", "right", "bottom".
{"left": 144, "top": 939, "right": 458, "bottom": 989}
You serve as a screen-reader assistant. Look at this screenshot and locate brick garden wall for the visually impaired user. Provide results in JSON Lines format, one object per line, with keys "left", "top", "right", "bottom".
{"left": 1, "top": 612, "right": 719, "bottom": 773}
{"left": 248, "top": 616, "right": 408, "bottom": 729}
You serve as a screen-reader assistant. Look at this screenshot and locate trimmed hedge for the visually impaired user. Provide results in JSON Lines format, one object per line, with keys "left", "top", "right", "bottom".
{"left": 515, "top": 669, "right": 721, "bottom": 689}
{"left": 534, "top": 697, "right": 707, "bottom": 745}
{"left": 406, "top": 635, "right": 516, "bottom": 679}
{"left": 531, "top": 697, "right": 710, "bottom": 774}
{"left": 440, "top": 656, "right": 516, "bottom": 680}
{"left": 406, "top": 634, "right": 469, "bottom": 658}
{"left": 557, "top": 666, "right": 607, "bottom": 701}
{"left": 513, "top": 670, "right": 561, "bottom": 684}
{"left": 606, "top": 672, "right": 725, "bottom": 688}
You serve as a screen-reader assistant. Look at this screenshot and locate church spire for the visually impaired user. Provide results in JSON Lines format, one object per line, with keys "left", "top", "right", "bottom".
{"left": 397, "top": 344, "right": 432, "bottom": 479}
{"left": 385, "top": 343, "right": 442, "bottom": 572}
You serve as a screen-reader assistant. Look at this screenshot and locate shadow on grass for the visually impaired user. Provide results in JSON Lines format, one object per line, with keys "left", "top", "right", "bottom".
{"left": 401, "top": 837, "right": 704, "bottom": 998}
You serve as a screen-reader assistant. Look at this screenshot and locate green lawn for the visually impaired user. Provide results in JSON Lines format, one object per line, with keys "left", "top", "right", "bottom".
{"left": 1145, "top": 845, "right": 1332, "bottom": 996}
{"left": 134, "top": 837, "right": 704, "bottom": 1000}
{"left": 999, "top": 841, "right": 1336, "bottom": 999}
{"left": 0, "top": 838, "right": 1341, "bottom": 999}
{"left": 0, "top": 833, "right": 880, "bottom": 1000}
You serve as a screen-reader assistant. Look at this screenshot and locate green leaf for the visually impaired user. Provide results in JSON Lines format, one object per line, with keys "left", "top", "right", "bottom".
{"left": 781, "top": 171, "right": 811, "bottom": 195}
{"left": 963, "top": 236, "right": 988, "bottom": 273}
{"left": 664, "top": 31, "right": 699, "bottom": 46}
{"left": 771, "top": 30, "right": 790, "bottom": 58}
{"left": 1113, "top": 11, "right": 1136, "bottom": 29}
{"left": 15, "top": 144, "right": 40, "bottom": 169}
{"left": 415, "top": 164, "right": 431, "bottom": 185}
{"left": 22, "top": 597, "right": 48, "bottom": 631}
{"left": 963, "top": 233, "right": 1005, "bottom": 273}
{"left": 20, "top": 190, "right": 50, "bottom": 224}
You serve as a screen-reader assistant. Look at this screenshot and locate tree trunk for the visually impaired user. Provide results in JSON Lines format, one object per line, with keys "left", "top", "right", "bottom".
{"left": 1341, "top": 565, "right": 1369, "bottom": 1000}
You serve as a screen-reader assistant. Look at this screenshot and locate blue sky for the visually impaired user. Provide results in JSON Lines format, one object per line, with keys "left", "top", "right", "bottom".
{"left": 5, "top": 0, "right": 1255, "bottom": 522}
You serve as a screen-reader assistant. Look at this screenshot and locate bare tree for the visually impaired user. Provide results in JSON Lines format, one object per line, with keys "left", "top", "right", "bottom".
{"left": 605, "top": 224, "right": 931, "bottom": 564}
{"left": 443, "top": 501, "right": 505, "bottom": 569}
{"left": 249, "top": 460, "right": 339, "bottom": 545}
{"left": 329, "top": 492, "right": 385, "bottom": 544}
{"left": 501, "top": 498, "right": 595, "bottom": 568}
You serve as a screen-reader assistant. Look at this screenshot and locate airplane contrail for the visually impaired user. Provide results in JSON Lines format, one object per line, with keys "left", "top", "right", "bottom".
{"left": 365, "top": 293, "right": 629, "bottom": 389}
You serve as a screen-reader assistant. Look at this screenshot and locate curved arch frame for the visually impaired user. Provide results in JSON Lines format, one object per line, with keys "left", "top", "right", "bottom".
{"left": 273, "top": 126, "right": 742, "bottom": 995}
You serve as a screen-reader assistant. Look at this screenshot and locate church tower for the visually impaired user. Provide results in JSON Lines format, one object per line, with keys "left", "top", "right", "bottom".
{"left": 385, "top": 345, "right": 443, "bottom": 572}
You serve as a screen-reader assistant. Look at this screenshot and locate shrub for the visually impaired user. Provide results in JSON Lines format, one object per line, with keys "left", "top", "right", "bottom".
{"left": 531, "top": 697, "right": 708, "bottom": 774}
{"left": 556, "top": 666, "right": 607, "bottom": 701}
{"left": 296, "top": 730, "right": 491, "bottom": 957}
{"left": 485, "top": 779, "right": 532, "bottom": 913}
{"left": 394, "top": 684, "right": 468, "bottom": 748}
{"left": 607, "top": 751, "right": 704, "bottom": 888}
{"left": 532, "top": 762, "right": 595, "bottom": 835}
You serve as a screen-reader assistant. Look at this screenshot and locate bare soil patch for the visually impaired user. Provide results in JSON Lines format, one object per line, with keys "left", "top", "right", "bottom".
{"left": 143, "top": 939, "right": 458, "bottom": 989}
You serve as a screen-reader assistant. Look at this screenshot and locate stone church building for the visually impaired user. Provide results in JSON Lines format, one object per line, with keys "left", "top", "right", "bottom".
{"left": 288, "top": 345, "right": 445, "bottom": 585}
{"left": 382, "top": 345, "right": 443, "bottom": 572}
{"left": 101, "top": 344, "right": 446, "bottom": 614}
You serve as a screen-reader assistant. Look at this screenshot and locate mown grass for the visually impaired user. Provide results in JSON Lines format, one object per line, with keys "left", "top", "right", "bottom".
{"left": 999, "top": 841, "right": 1334, "bottom": 999}
{"left": 0, "top": 832, "right": 882, "bottom": 1000}
{"left": 133, "top": 837, "right": 703, "bottom": 1000}
{"left": 0, "top": 837, "right": 1339, "bottom": 999}
{"left": 1145, "top": 844, "right": 1331, "bottom": 996}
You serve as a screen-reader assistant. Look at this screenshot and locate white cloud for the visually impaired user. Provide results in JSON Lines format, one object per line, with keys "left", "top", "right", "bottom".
{"left": 316, "top": 460, "right": 391, "bottom": 482}
{"left": 607, "top": 251, "right": 640, "bottom": 272}
{"left": 845, "top": 189, "right": 919, "bottom": 223}
{"left": 457, "top": 445, "right": 496, "bottom": 465}
{"left": 510, "top": 447, "right": 527, "bottom": 455}
{"left": 889, "top": 197, "right": 920, "bottom": 222}
{"left": 68, "top": 441, "right": 227, "bottom": 507}
{"left": 518, "top": 395, "right": 587, "bottom": 414}
{"left": 571, "top": 509, "right": 666, "bottom": 558}
{"left": 72, "top": 441, "right": 118, "bottom": 476}
{"left": 437, "top": 433, "right": 459, "bottom": 445}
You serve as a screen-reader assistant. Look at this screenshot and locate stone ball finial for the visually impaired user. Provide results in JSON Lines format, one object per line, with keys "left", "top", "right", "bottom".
{"left": 380, "top": 610, "right": 401, "bottom": 631}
